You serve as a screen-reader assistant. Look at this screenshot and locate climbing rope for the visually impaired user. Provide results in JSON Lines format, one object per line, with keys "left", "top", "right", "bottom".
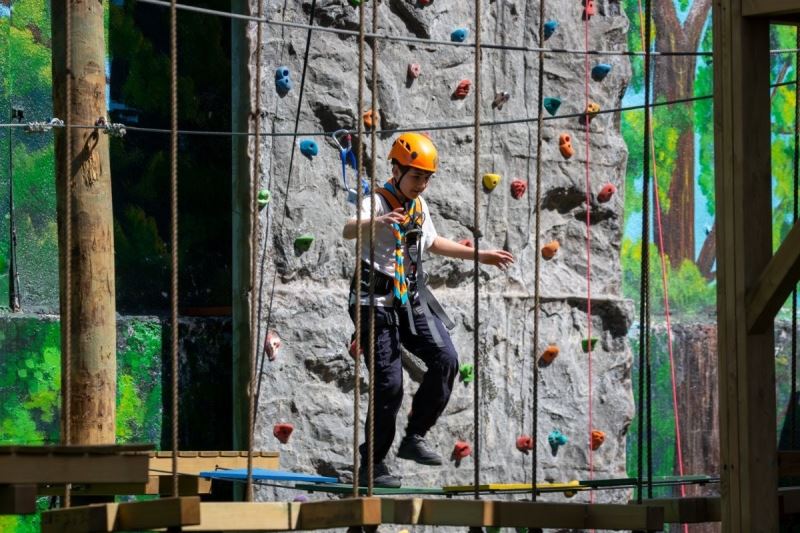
{"left": 62, "top": 0, "right": 73, "bottom": 508}
{"left": 792, "top": 28, "right": 800, "bottom": 449}
{"left": 472, "top": 0, "right": 482, "bottom": 501}
{"left": 169, "top": 0, "right": 179, "bottom": 498}
{"left": 245, "top": 0, "right": 266, "bottom": 501}
{"left": 530, "top": 0, "right": 545, "bottom": 504}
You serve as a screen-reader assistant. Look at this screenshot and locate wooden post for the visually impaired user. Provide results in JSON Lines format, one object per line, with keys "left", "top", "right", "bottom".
{"left": 713, "top": 0, "right": 775, "bottom": 531}
{"left": 51, "top": 0, "right": 116, "bottom": 444}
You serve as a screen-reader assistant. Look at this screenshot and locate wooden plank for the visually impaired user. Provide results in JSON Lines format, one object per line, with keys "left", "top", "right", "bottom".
{"left": 149, "top": 453, "right": 279, "bottom": 475}
{"left": 182, "top": 502, "right": 299, "bottom": 531}
{"left": 714, "top": 1, "right": 777, "bottom": 532}
{"left": 0, "top": 484, "right": 36, "bottom": 515}
{"left": 643, "top": 497, "right": 721, "bottom": 523}
{"left": 116, "top": 496, "right": 201, "bottom": 530}
{"left": 38, "top": 475, "right": 212, "bottom": 497}
{"left": 779, "top": 487, "right": 800, "bottom": 516}
{"left": 41, "top": 503, "right": 118, "bottom": 533}
{"left": 0, "top": 450, "right": 149, "bottom": 484}
{"left": 0, "top": 444, "right": 153, "bottom": 455}
{"left": 295, "top": 497, "right": 381, "bottom": 530}
{"left": 742, "top": 0, "right": 800, "bottom": 16}
{"left": 746, "top": 221, "right": 800, "bottom": 333}
{"left": 779, "top": 451, "right": 800, "bottom": 477}
{"left": 418, "top": 499, "right": 494, "bottom": 527}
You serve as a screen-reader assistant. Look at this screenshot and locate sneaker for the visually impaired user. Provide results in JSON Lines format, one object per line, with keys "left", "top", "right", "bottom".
{"left": 358, "top": 462, "right": 402, "bottom": 488}
{"left": 397, "top": 434, "right": 443, "bottom": 465}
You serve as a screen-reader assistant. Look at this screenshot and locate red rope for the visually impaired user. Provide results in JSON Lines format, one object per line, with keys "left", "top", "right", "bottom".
{"left": 583, "top": 4, "right": 594, "bottom": 498}
{"left": 635, "top": 1, "right": 688, "bottom": 528}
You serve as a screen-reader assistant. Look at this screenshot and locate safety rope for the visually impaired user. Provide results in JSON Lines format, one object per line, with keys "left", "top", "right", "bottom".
{"left": 472, "top": 0, "right": 482, "bottom": 501}
{"left": 169, "top": 0, "right": 180, "bottom": 498}
{"left": 134, "top": 0, "right": 721, "bottom": 59}
{"left": 582, "top": 0, "right": 594, "bottom": 500}
{"left": 792, "top": 28, "right": 800, "bottom": 449}
{"left": 352, "top": 0, "right": 366, "bottom": 498}
{"left": 62, "top": 0, "right": 73, "bottom": 508}
{"left": 245, "top": 0, "right": 266, "bottom": 501}
{"left": 365, "top": 0, "right": 379, "bottom": 499}
{"left": 251, "top": 0, "right": 317, "bottom": 434}
{"left": 6, "top": 0, "right": 21, "bottom": 313}
{"left": 530, "top": 0, "right": 545, "bottom": 504}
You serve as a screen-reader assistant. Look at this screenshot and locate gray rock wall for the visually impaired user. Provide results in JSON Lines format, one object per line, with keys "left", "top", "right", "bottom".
{"left": 250, "top": 0, "right": 634, "bottom": 514}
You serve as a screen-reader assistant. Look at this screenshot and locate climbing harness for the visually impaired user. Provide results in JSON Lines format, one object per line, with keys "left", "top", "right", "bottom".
{"left": 332, "top": 129, "right": 369, "bottom": 204}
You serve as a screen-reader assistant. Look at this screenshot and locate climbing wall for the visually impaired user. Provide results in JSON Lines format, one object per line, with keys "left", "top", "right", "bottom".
{"left": 251, "top": 0, "right": 633, "bottom": 507}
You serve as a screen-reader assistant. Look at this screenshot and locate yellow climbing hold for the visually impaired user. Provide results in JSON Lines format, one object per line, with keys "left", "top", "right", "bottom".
{"left": 482, "top": 173, "right": 501, "bottom": 191}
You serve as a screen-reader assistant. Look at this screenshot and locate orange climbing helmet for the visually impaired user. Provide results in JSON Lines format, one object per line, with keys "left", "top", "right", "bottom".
{"left": 387, "top": 132, "right": 438, "bottom": 173}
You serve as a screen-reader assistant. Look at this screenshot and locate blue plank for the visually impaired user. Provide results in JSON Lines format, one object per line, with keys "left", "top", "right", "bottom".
{"left": 200, "top": 468, "right": 338, "bottom": 484}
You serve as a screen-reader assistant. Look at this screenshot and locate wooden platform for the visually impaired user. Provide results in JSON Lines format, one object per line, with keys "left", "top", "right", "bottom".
{"left": 39, "top": 474, "right": 212, "bottom": 497}
{"left": 0, "top": 444, "right": 152, "bottom": 485}
{"left": 643, "top": 496, "right": 722, "bottom": 523}
{"left": 0, "top": 484, "right": 36, "bottom": 515}
{"left": 40, "top": 496, "right": 201, "bottom": 532}
{"left": 148, "top": 451, "right": 279, "bottom": 475}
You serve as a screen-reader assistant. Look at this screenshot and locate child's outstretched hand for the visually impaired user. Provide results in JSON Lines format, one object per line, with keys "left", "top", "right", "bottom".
{"left": 479, "top": 249, "right": 514, "bottom": 270}
{"left": 377, "top": 207, "right": 406, "bottom": 227}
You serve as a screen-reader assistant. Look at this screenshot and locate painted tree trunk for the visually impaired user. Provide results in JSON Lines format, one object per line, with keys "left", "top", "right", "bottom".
{"left": 51, "top": 0, "right": 117, "bottom": 444}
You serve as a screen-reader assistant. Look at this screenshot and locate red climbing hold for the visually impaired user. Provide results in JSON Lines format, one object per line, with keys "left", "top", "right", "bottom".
{"left": 458, "top": 238, "right": 474, "bottom": 248}
{"left": 559, "top": 133, "right": 574, "bottom": 159}
{"left": 453, "top": 79, "right": 471, "bottom": 99}
{"left": 591, "top": 430, "right": 605, "bottom": 451}
{"left": 516, "top": 435, "right": 534, "bottom": 454}
{"left": 583, "top": 0, "right": 596, "bottom": 19}
{"left": 452, "top": 441, "right": 472, "bottom": 464}
{"left": 541, "top": 344, "right": 559, "bottom": 364}
{"left": 407, "top": 63, "right": 421, "bottom": 79}
{"left": 273, "top": 423, "right": 294, "bottom": 444}
{"left": 510, "top": 179, "right": 527, "bottom": 200}
{"left": 541, "top": 240, "right": 560, "bottom": 260}
{"left": 265, "top": 330, "right": 282, "bottom": 361}
{"left": 349, "top": 337, "right": 363, "bottom": 360}
{"left": 597, "top": 183, "right": 616, "bottom": 203}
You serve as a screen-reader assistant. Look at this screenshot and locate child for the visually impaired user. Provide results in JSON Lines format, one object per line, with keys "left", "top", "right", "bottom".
{"left": 342, "top": 132, "right": 514, "bottom": 487}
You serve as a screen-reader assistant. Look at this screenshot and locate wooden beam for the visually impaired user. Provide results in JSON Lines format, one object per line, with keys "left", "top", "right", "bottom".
{"left": 181, "top": 502, "right": 299, "bottom": 531}
{"left": 0, "top": 485, "right": 37, "bottom": 515}
{"left": 643, "top": 497, "right": 721, "bottom": 523}
{"left": 747, "top": 221, "right": 800, "bottom": 333}
{"left": 742, "top": 0, "right": 800, "bottom": 16}
{"left": 149, "top": 451, "right": 279, "bottom": 475}
{"left": 0, "top": 446, "right": 150, "bottom": 484}
{"left": 296, "top": 497, "right": 381, "bottom": 530}
{"left": 41, "top": 497, "right": 201, "bottom": 533}
{"left": 39, "top": 474, "right": 212, "bottom": 497}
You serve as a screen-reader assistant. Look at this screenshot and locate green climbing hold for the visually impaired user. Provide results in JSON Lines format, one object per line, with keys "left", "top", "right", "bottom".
{"left": 294, "top": 234, "right": 314, "bottom": 252}
{"left": 459, "top": 363, "right": 475, "bottom": 384}
{"left": 543, "top": 97, "right": 561, "bottom": 116}
{"left": 348, "top": 0, "right": 368, "bottom": 5}
{"left": 581, "top": 337, "right": 598, "bottom": 352}
{"left": 258, "top": 189, "right": 272, "bottom": 209}
{"left": 486, "top": 528, "right": 501, "bottom": 533}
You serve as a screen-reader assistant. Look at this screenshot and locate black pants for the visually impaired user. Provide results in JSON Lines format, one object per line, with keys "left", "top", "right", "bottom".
{"left": 349, "top": 304, "right": 459, "bottom": 465}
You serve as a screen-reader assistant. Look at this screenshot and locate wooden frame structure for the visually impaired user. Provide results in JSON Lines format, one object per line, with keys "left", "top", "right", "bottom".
{"left": 715, "top": 0, "right": 800, "bottom": 531}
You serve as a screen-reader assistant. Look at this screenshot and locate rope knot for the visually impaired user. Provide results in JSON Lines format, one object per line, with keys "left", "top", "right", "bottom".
{"left": 95, "top": 117, "right": 127, "bottom": 138}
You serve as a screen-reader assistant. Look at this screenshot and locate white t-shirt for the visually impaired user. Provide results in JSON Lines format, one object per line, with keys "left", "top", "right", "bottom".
{"left": 349, "top": 191, "right": 438, "bottom": 307}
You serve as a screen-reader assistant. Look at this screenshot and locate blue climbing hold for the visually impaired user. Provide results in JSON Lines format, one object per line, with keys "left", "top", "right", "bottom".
{"left": 275, "top": 66, "right": 292, "bottom": 95}
{"left": 591, "top": 63, "right": 612, "bottom": 82}
{"left": 451, "top": 28, "right": 468, "bottom": 42}
{"left": 299, "top": 139, "right": 318, "bottom": 159}
{"left": 543, "top": 97, "right": 561, "bottom": 116}
{"left": 543, "top": 20, "right": 558, "bottom": 40}
{"left": 548, "top": 429, "right": 568, "bottom": 454}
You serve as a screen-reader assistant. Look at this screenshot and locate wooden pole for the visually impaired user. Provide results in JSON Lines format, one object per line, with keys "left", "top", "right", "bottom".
{"left": 51, "top": 0, "right": 116, "bottom": 444}
{"left": 713, "top": 0, "right": 775, "bottom": 531}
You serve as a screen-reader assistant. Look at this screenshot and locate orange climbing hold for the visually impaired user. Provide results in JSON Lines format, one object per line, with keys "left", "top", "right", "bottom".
{"left": 559, "top": 133, "right": 574, "bottom": 159}
{"left": 458, "top": 238, "right": 474, "bottom": 248}
{"left": 273, "top": 423, "right": 294, "bottom": 444}
{"left": 452, "top": 441, "right": 472, "bottom": 464}
{"left": 510, "top": 179, "right": 527, "bottom": 199}
{"left": 591, "top": 430, "right": 605, "bottom": 451}
{"left": 363, "top": 109, "right": 379, "bottom": 129}
{"left": 453, "top": 79, "right": 471, "bottom": 99}
{"left": 541, "top": 344, "right": 559, "bottom": 364}
{"left": 541, "top": 240, "right": 560, "bottom": 260}
{"left": 597, "top": 183, "right": 616, "bottom": 203}
{"left": 516, "top": 435, "right": 534, "bottom": 454}
{"left": 265, "top": 330, "right": 282, "bottom": 361}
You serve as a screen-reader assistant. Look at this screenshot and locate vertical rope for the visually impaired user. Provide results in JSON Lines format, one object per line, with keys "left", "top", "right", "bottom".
{"left": 636, "top": 0, "right": 652, "bottom": 503}
{"left": 530, "top": 0, "right": 545, "bottom": 503}
{"left": 792, "top": 28, "right": 799, "bottom": 450}
{"left": 366, "top": 0, "right": 379, "bottom": 498}
{"left": 62, "top": 0, "right": 73, "bottom": 508}
{"left": 6, "top": 5, "right": 20, "bottom": 313}
{"left": 246, "top": 0, "right": 265, "bottom": 501}
{"left": 472, "top": 0, "right": 482, "bottom": 500}
{"left": 352, "top": 0, "right": 366, "bottom": 498}
{"left": 169, "top": 0, "right": 180, "bottom": 498}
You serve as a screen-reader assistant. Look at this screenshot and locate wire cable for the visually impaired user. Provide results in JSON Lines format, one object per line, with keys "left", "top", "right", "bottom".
{"left": 472, "top": 0, "right": 482, "bottom": 502}
{"left": 62, "top": 0, "right": 73, "bottom": 508}
{"left": 169, "top": 0, "right": 180, "bottom": 499}
{"left": 792, "top": 28, "right": 800, "bottom": 449}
